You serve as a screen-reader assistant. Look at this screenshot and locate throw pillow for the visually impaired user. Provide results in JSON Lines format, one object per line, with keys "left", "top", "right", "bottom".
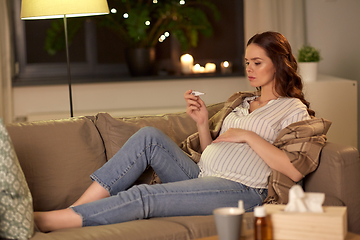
{"left": 0, "top": 119, "right": 34, "bottom": 240}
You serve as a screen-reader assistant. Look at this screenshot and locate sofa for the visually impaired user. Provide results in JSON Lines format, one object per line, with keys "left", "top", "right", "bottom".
{"left": 5, "top": 102, "right": 360, "bottom": 239}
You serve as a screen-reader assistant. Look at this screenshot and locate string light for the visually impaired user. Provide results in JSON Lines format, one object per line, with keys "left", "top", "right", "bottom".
{"left": 145, "top": 20, "right": 150, "bottom": 26}
{"left": 123, "top": 13, "right": 129, "bottom": 18}
{"left": 180, "top": 0, "right": 185, "bottom": 5}
{"left": 111, "top": 8, "right": 117, "bottom": 14}
{"left": 159, "top": 32, "right": 170, "bottom": 43}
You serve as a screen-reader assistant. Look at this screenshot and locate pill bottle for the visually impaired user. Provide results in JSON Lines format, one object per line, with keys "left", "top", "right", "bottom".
{"left": 254, "top": 205, "right": 273, "bottom": 240}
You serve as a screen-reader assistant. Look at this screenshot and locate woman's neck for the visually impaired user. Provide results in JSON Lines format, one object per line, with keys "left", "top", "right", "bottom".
{"left": 259, "top": 88, "right": 278, "bottom": 101}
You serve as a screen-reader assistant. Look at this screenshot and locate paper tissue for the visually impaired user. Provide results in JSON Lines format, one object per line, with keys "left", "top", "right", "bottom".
{"left": 284, "top": 185, "right": 325, "bottom": 213}
{"left": 264, "top": 185, "right": 347, "bottom": 240}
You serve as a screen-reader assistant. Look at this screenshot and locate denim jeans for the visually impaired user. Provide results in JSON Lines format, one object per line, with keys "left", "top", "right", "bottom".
{"left": 72, "top": 127, "right": 267, "bottom": 227}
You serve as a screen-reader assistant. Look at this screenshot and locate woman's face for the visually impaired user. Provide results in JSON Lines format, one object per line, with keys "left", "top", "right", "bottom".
{"left": 245, "top": 43, "right": 276, "bottom": 90}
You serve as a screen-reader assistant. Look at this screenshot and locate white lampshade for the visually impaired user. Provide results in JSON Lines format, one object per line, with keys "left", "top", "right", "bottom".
{"left": 21, "top": 0, "right": 109, "bottom": 20}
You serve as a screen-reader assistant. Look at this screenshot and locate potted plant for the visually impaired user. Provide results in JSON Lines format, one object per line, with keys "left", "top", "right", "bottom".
{"left": 297, "top": 45, "right": 322, "bottom": 82}
{"left": 45, "top": 0, "right": 220, "bottom": 76}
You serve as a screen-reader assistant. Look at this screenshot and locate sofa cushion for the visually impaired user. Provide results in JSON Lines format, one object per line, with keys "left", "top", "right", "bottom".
{"left": 94, "top": 103, "right": 224, "bottom": 161}
{"left": 30, "top": 215, "right": 216, "bottom": 240}
{"left": 31, "top": 218, "right": 191, "bottom": 240}
{"left": 0, "top": 119, "right": 34, "bottom": 239}
{"left": 6, "top": 117, "right": 107, "bottom": 211}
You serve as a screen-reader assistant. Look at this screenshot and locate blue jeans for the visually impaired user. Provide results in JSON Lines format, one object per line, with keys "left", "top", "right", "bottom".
{"left": 72, "top": 127, "right": 267, "bottom": 227}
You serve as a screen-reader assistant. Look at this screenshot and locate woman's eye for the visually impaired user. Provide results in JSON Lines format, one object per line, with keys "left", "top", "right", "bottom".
{"left": 245, "top": 61, "right": 249, "bottom": 66}
{"left": 255, "top": 62, "right": 261, "bottom": 65}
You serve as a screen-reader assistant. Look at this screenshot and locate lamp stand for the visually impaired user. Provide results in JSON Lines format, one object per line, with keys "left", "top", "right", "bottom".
{"left": 63, "top": 15, "right": 74, "bottom": 117}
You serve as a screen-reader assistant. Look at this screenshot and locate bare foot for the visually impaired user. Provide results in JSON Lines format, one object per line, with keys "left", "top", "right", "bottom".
{"left": 34, "top": 209, "right": 82, "bottom": 232}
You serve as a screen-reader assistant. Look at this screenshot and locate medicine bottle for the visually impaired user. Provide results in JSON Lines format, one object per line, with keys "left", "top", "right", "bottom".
{"left": 254, "top": 205, "right": 273, "bottom": 240}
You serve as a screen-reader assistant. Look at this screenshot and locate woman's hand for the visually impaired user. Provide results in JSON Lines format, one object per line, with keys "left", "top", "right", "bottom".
{"left": 213, "top": 128, "right": 253, "bottom": 143}
{"left": 184, "top": 90, "right": 212, "bottom": 151}
{"left": 184, "top": 90, "right": 209, "bottom": 125}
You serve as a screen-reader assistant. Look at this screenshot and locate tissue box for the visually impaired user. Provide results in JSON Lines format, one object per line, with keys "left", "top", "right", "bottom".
{"left": 264, "top": 204, "right": 347, "bottom": 240}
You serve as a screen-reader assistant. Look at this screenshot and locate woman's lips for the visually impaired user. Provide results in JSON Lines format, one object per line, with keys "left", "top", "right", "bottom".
{"left": 248, "top": 76, "right": 255, "bottom": 81}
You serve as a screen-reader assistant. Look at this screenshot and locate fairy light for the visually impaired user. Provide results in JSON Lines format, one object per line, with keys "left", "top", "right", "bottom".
{"left": 158, "top": 32, "right": 170, "bottom": 43}
{"left": 123, "top": 13, "right": 129, "bottom": 18}
{"left": 111, "top": 8, "right": 117, "bottom": 14}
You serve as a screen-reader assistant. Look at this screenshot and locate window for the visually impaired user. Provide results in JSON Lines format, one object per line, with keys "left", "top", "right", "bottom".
{"left": 12, "top": 0, "right": 244, "bottom": 86}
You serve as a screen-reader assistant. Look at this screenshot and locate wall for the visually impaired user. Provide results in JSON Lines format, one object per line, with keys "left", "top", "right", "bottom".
{"left": 305, "top": 0, "right": 360, "bottom": 148}
{"left": 13, "top": 77, "right": 253, "bottom": 122}
{"left": 12, "top": 0, "right": 360, "bottom": 147}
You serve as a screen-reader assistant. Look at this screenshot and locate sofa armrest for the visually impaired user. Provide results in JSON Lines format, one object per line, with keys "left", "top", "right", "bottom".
{"left": 303, "top": 142, "right": 360, "bottom": 234}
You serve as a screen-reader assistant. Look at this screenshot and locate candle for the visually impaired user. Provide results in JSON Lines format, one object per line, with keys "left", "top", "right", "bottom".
{"left": 180, "top": 54, "right": 194, "bottom": 74}
{"left": 192, "top": 64, "right": 205, "bottom": 74}
{"left": 221, "top": 61, "right": 232, "bottom": 74}
{"left": 205, "top": 63, "right": 216, "bottom": 73}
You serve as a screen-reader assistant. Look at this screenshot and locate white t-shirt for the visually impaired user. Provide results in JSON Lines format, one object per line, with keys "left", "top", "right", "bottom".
{"left": 198, "top": 96, "right": 311, "bottom": 188}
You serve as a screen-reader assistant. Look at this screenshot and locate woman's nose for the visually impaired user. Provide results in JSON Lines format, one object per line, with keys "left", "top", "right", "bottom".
{"left": 246, "top": 65, "right": 252, "bottom": 73}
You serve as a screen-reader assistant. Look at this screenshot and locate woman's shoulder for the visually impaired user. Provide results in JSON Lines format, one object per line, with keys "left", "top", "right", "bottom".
{"left": 278, "top": 97, "right": 307, "bottom": 107}
{"left": 278, "top": 97, "right": 310, "bottom": 121}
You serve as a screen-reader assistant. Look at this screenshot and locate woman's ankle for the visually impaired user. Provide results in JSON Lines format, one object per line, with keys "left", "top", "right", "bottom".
{"left": 34, "top": 209, "right": 82, "bottom": 232}
{"left": 33, "top": 212, "right": 52, "bottom": 232}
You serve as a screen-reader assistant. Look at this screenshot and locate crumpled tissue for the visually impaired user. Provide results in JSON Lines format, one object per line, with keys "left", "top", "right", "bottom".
{"left": 284, "top": 185, "right": 325, "bottom": 213}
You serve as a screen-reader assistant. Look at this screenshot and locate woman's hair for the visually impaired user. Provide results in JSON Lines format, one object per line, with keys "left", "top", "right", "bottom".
{"left": 247, "top": 31, "right": 315, "bottom": 116}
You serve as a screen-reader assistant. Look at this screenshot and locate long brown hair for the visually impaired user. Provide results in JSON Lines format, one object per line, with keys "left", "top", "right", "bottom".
{"left": 247, "top": 31, "right": 315, "bottom": 117}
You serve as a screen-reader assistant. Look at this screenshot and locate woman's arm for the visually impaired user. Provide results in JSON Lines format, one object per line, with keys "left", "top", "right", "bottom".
{"left": 184, "top": 90, "right": 212, "bottom": 151}
{"left": 213, "top": 128, "right": 303, "bottom": 182}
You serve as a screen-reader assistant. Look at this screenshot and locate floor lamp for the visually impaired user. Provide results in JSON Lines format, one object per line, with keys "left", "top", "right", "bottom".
{"left": 20, "top": 0, "right": 109, "bottom": 117}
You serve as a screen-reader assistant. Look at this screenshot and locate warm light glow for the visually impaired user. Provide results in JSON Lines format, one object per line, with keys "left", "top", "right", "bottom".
{"left": 193, "top": 64, "right": 205, "bottom": 73}
{"left": 111, "top": 8, "right": 117, "bottom": 14}
{"left": 180, "top": 54, "right": 194, "bottom": 74}
{"left": 221, "top": 61, "right": 232, "bottom": 74}
{"left": 180, "top": 0, "right": 186, "bottom": 5}
{"left": 153, "top": 0, "right": 158, "bottom": 3}
{"left": 159, "top": 32, "right": 170, "bottom": 43}
{"left": 123, "top": 13, "right": 129, "bottom": 18}
{"left": 193, "top": 64, "right": 201, "bottom": 71}
{"left": 205, "top": 63, "right": 216, "bottom": 73}
{"left": 158, "top": 35, "right": 166, "bottom": 43}
{"left": 145, "top": 20, "right": 151, "bottom": 26}
{"left": 21, "top": 0, "right": 109, "bottom": 19}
